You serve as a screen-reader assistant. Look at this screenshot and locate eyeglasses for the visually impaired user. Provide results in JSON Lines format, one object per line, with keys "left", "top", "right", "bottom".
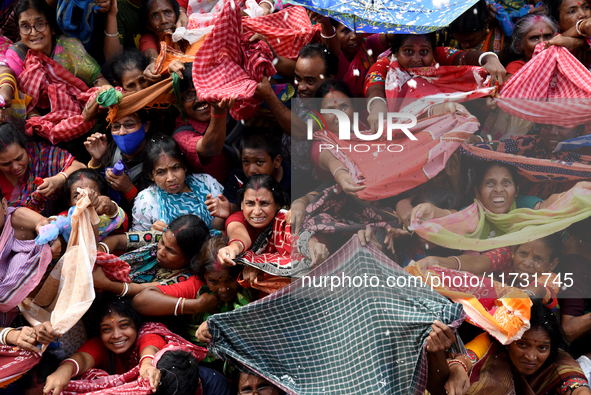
{"left": 181, "top": 91, "right": 197, "bottom": 103}
{"left": 112, "top": 121, "right": 141, "bottom": 131}
{"left": 19, "top": 21, "right": 48, "bottom": 35}
{"left": 238, "top": 386, "right": 275, "bottom": 395}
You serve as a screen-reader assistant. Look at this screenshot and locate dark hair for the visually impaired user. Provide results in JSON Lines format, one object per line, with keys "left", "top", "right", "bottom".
{"left": 390, "top": 33, "right": 437, "bottom": 56}
{"left": 155, "top": 350, "right": 201, "bottom": 395}
{"left": 237, "top": 174, "right": 289, "bottom": 208}
{"left": 179, "top": 62, "right": 195, "bottom": 92}
{"left": 314, "top": 79, "right": 354, "bottom": 100}
{"left": 139, "top": 0, "right": 180, "bottom": 33}
{"left": 15, "top": 0, "right": 60, "bottom": 39}
{"left": 534, "top": 232, "right": 563, "bottom": 262}
{"left": 102, "top": 49, "right": 151, "bottom": 87}
{"left": 240, "top": 128, "right": 282, "bottom": 160}
{"left": 95, "top": 296, "right": 143, "bottom": 332}
{"left": 191, "top": 236, "right": 241, "bottom": 280}
{"left": 0, "top": 122, "right": 28, "bottom": 152}
{"left": 564, "top": 217, "right": 591, "bottom": 244}
{"left": 65, "top": 169, "right": 108, "bottom": 203}
{"left": 411, "top": 187, "right": 459, "bottom": 210}
{"left": 544, "top": 0, "right": 565, "bottom": 27}
{"left": 298, "top": 43, "right": 339, "bottom": 78}
{"left": 525, "top": 298, "right": 562, "bottom": 367}
{"left": 474, "top": 161, "right": 520, "bottom": 188}
{"left": 449, "top": 0, "right": 488, "bottom": 34}
{"left": 168, "top": 214, "right": 211, "bottom": 263}
{"left": 143, "top": 133, "right": 187, "bottom": 178}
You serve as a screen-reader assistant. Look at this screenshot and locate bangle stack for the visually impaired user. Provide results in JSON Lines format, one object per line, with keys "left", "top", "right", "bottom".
{"left": 448, "top": 359, "right": 468, "bottom": 374}
{"left": 98, "top": 242, "right": 110, "bottom": 254}
{"left": 451, "top": 256, "right": 461, "bottom": 271}
{"left": 61, "top": 358, "right": 81, "bottom": 377}
{"left": 320, "top": 26, "right": 336, "bottom": 39}
{"left": 139, "top": 354, "right": 155, "bottom": 365}
{"left": 0, "top": 73, "right": 17, "bottom": 107}
{"left": 58, "top": 171, "right": 68, "bottom": 184}
{"left": 174, "top": 297, "right": 186, "bottom": 316}
{"left": 0, "top": 327, "right": 15, "bottom": 345}
{"left": 229, "top": 238, "right": 246, "bottom": 254}
{"left": 119, "top": 282, "right": 129, "bottom": 297}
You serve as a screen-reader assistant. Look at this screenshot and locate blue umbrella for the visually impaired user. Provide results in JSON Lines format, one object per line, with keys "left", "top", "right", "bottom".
{"left": 287, "top": 0, "right": 479, "bottom": 34}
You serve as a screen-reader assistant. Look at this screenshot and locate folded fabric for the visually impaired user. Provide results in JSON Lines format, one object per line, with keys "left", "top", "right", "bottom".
{"left": 208, "top": 236, "right": 466, "bottom": 395}
{"left": 18, "top": 50, "right": 97, "bottom": 143}
{"left": 191, "top": 0, "right": 276, "bottom": 120}
{"left": 497, "top": 44, "right": 591, "bottom": 128}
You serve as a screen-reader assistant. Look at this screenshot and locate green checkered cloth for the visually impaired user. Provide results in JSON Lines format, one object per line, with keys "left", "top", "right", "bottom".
{"left": 208, "top": 236, "right": 466, "bottom": 395}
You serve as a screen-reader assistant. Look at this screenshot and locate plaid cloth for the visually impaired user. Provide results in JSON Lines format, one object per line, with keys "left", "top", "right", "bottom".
{"left": 242, "top": 6, "right": 320, "bottom": 60}
{"left": 208, "top": 236, "right": 466, "bottom": 395}
{"left": 497, "top": 44, "right": 591, "bottom": 128}
{"left": 95, "top": 251, "right": 131, "bottom": 283}
{"left": 0, "top": 207, "right": 53, "bottom": 313}
{"left": 18, "top": 50, "right": 97, "bottom": 143}
{"left": 192, "top": 0, "right": 276, "bottom": 121}
{"left": 0, "top": 343, "right": 40, "bottom": 388}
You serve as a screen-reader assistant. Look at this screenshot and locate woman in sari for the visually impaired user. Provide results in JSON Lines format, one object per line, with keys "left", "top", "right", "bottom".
{"left": 43, "top": 296, "right": 207, "bottom": 395}
{"left": 6, "top": 0, "right": 107, "bottom": 88}
{"left": 438, "top": 300, "right": 591, "bottom": 395}
{"left": 0, "top": 122, "right": 85, "bottom": 213}
{"left": 131, "top": 134, "right": 224, "bottom": 231}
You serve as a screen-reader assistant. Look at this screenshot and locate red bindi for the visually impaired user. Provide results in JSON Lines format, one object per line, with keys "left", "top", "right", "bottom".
{"left": 255, "top": 198, "right": 259, "bottom": 202}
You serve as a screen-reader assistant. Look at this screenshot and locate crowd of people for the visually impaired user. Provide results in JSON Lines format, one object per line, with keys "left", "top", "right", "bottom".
{"left": 1, "top": 0, "right": 591, "bottom": 393}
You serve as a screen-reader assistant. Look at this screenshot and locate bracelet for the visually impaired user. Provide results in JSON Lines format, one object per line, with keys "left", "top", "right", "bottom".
{"left": 174, "top": 297, "right": 182, "bottom": 316}
{"left": 123, "top": 185, "right": 138, "bottom": 201}
{"left": 180, "top": 298, "right": 186, "bottom": 315}
{"left": 107, "top": 200, "right": 120, "bottom": 219}
{"left": 478, "top": 51, "right": 498, "bottom": 66}
{"left": 259, "top": 0, "right": 274, "bottom": 8}
{"left": 332, "top": 166, "right": 348, "bottom": 177}
{"left": 366, "top": 96, "right": 387, "bottom": 113}
{"left": 211, "top": 109, "right": 227, "bottom": 119}
{"left": 576, "top": 19, "right": 585, "bottom": 36}
{"left": 139, "top": 355, "right": 155, "bottom": 365}
{"left": 104, "top": 30, "right": 119, "bottom": 37}
{"left": 427, "top": 105, "right": 434, "bottom": 117}
{"left": 229, "top": 238, "right": 246, "bottom": 254}
{"left": 451, "top": 256, "right": 461, "bottom": 271}
{"left": 444, "top": 209, "right": 452, "bottom": 216}
{"left": 448, "top": 359, "right": 468, "bottom": 374}
{"left": 0, "top": 328, "right": 15, "bottom": 345}
{"left": 57, "top": 172, "right": 67, "bottom": 184}
{"left": 119, "top": 282, "right": 129, "bottom": 297}
{"left": 320, "top": 26, "right": 336, "bottom": 39}
{"left": 87, "top": 160, "right": 101, "bottom": 169}
{"left": 98, "top": 242, "right": 110, "bottom": 254}
{"left": 61, "top": 358, "right": 80, "bottom": 377}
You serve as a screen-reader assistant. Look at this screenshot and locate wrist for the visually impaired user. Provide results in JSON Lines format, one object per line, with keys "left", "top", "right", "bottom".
{"left": 5, "top": 329, "right": 19, "bottom": 345}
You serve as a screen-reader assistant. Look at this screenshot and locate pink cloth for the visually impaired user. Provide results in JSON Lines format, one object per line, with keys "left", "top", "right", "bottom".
{"left": 191, "top": 0, "right": 276, "bottom": 121}
{"left": 18, "top": 50, "right": 98, "bottom": 143}
{"left": 498, "top": 44, "right": 591, "bottom": 128}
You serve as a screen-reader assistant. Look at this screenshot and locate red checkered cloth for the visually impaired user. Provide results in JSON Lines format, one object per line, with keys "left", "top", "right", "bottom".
{"left": 242, "top": 6, "right": 320, "bottom": 60}
{"left": 95, "top": 251, "right": 131, "bottom": 283}
{"left": 18, "top": 50, "right": 98, "bottom": 144}
{"left": 192, "top": 0, "right": 276, "bottom": 121}
{"left": 497, "top": 44, "right": 591, "bottom": 128}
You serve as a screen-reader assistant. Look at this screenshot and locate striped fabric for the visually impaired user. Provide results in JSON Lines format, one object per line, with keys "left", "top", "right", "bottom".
{"left": 18, "top": 50, "right": 98, "bottom": 143}
{"left": 0, "top": 207, "right": 52, "bottom": 313}
{"left": 497, "top": 44, "right": 591, "bottom": 128}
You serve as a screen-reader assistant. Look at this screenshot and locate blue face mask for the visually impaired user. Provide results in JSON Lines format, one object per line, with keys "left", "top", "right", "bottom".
{"left": 112, "top": 123, "right": 147, "bottom": 155}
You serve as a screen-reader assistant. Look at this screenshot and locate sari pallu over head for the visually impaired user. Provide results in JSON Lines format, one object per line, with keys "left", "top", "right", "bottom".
{"left": 410, "top": 184, "right": 591, "bottom": 252}
{"left": 61, "top": 322, "right": 208, "bottom": 395}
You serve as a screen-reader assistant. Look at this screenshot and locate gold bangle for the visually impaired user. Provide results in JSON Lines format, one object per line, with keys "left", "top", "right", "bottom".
{"left": 180, "top": 298, "right": 186, "bottom": 315}
{"left": 87, "top": 160, "right": 101, "bottom": 169}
